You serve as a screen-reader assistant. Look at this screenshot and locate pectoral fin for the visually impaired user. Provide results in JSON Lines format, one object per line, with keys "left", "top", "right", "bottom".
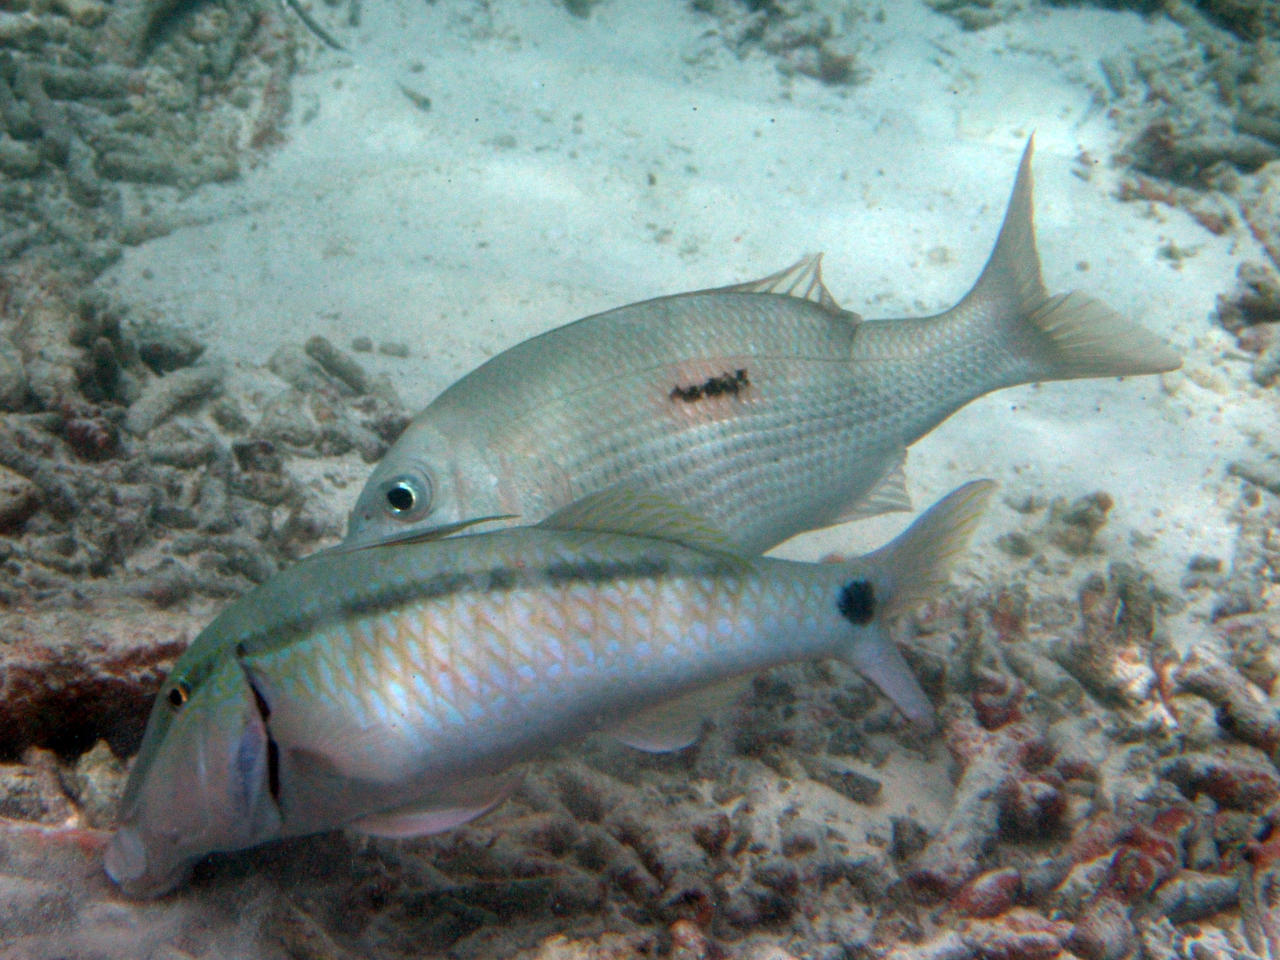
{"left": 326, "top": 514, "right": 517, "bottom": 554}
{"left": 244, "top": 664, "right": 421, "bottom": 785}
{"left": 540, "top": 486, "right": 745, "bottom": 563}
{"left": 348, "top": 771, "right": 522, "bottom": 838}
{"left": 613, "top": 677, "right": 750, "bottom": 752}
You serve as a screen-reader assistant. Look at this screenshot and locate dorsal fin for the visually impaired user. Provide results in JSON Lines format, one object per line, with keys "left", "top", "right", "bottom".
{"left": 539, "top": 486, "right": 743, "bottom": 558}
{"left": 711, "top": 254, "right": 849, "bottom": 316}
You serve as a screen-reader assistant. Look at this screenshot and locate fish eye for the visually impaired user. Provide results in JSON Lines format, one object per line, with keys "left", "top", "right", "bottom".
{"left": 382, "top": 473, "right": 432, "bottom": 519}
{"left": 386, "top": 483, "right": 414, "bottom": 512}
{"left": 166, "top": 680, "right": 191, "bottom": 709}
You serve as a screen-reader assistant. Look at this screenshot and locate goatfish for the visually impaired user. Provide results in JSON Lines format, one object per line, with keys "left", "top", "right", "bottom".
{"left": 106, "top": 480, "right": 993, "bottom": 898}
{"left": 345, "top": 139, "right": 1178, "bottom": 552}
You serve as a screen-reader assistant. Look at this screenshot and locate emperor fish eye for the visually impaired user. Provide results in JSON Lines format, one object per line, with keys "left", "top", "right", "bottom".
{"left": 383, "top": 473, "right": 431, "bottom": 519}
{"left": 167, "top": 681, "right": 191, "bottom": 708}
{"left": 386, "top": 484, "right": 415, "bottom": 512}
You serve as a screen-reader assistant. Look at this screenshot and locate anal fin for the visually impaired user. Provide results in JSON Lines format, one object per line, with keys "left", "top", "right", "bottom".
{"left": 831, "top": 449, "right": 912, "bottom": 524}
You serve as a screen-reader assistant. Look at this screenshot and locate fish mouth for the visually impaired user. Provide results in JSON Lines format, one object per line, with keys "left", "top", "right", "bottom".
{"left": 104, "top": 826, "right": 192, "bottom": 899}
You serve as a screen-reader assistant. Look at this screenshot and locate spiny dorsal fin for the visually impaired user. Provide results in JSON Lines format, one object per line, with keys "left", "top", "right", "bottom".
{"left": 711, "top": 254, "right": 849, "bottom": 316}
{"left": 539, "top": 486, "right": 743, "bottom": 558}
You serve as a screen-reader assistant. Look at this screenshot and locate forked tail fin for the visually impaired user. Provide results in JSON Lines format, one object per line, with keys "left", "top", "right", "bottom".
{"left": 836, "top": 480, "right": 996, "bottom": 729}
{"left": 956, "top": 137, "right": 1180, "bottom": 381}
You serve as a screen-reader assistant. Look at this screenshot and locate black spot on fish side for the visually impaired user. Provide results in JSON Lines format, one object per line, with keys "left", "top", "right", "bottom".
{"left": 838, "top": 579, "right": 876, "bottom": 625}
{"left": 670, "top": 368, "right": 750, "bottom": 403}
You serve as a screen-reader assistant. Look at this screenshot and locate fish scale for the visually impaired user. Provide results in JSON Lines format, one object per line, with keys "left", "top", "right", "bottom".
{"left": 247, "top": 544, "right": 761, "bottom": 825}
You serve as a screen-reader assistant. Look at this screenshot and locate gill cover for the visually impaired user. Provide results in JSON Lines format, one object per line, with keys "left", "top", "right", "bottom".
{"left": 105, "top": 655, "right": 282, "bottom": 898}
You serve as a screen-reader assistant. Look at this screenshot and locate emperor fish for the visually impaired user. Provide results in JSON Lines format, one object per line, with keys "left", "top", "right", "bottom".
{"left": 106, "top": 480, "right": 993, "bottom": 898}
{"left": 346, "top": 140, "right": 1178, "bottom": 552}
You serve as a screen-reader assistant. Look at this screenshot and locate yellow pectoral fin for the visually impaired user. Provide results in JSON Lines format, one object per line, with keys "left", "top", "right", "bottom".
{"left": 540, "top": 485, "right": 745, "bottom": 562}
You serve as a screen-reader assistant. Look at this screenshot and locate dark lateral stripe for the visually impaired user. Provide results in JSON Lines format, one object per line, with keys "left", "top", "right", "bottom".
{"left": 545, "top": 555, "right": 670, "bottom": 585}
{"left": 234, "top": 553, "right": 721, "bottom": 656}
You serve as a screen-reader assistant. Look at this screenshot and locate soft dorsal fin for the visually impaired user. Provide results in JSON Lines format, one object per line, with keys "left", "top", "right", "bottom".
{"left": 539, "top": 486, "right": 743, "bottom": 558}
{"left": 712, "top": 254, "right": 849, "bottom": 316}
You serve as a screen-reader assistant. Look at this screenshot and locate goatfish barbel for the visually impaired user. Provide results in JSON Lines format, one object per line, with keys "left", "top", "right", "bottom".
{"left": 346, "top": 139, "right": 1178, "bottom": 552}
{"left": 106, "top": 480, "right": 993, "bottom": 898}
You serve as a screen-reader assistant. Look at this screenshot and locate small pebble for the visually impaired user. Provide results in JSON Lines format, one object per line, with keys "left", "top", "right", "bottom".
{"left": 0, "top": 337, "right": 28, "bottom": 410}
{"left": 134, "top": 320, "right": 205, "bottom": 373}
{"left": 806, "top": 759, "right": 881, "bottom": 805}
{"left": 1252, "top": 339, "right": 1280, "bottom": 387}
{"left": 305, "top": 335, "right": 370, "bottom": 394}
{"left": 0, "top": 464, "right": 39, "bottom": 530}
{"left": 996, "top": 531, "right": 1035, "bottom": 557}
{"left": 1187, "top": 554, "right": 1222, "bottom": 573}
{"left": 124, "top": 364, "right": 224, "bottom": 435}
{"left": 1228, "top": 458, "right": 1280, "bottom": 496}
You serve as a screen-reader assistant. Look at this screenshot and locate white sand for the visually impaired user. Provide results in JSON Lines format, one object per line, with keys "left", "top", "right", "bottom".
{"left": 96, "top": 0, "right": 1276, "bottom": 636}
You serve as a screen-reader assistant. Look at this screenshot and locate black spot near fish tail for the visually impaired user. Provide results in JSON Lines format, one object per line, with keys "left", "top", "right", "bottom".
{"left": 837, "top": 579, "right": 876, "bottom": 626}
{"left": 670, "top": 368, "right": 750, "bottom": 403}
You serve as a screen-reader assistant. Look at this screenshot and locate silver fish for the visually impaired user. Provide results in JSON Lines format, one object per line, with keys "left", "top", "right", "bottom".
{"left": 105, "top": 480, "right": 993, "bottom": 898}
{"left": 345, "top": 139, "right": 1177, "bottom": 551}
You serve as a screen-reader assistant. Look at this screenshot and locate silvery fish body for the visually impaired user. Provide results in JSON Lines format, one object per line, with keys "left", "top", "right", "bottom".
{"left": 106, "top": 481, "right": 993, "bottom": 898}
{"left": 346, "top": 141, "right": 1178, "bottom": 551}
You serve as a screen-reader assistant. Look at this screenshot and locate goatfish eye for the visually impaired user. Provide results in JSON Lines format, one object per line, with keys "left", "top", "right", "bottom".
{"left": 166, "top": 680, "right": 191, "bottom": 709}
{"left": 382, "top": 473, "right": 432, "bottom": 520}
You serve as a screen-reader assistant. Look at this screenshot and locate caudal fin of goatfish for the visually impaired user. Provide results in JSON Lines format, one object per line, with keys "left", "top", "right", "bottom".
{"left": 836, "top": 479, "right": 996, "bottom": 730}
{"left": 957, "top": 136, "right": 1180, "bottom": 381}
